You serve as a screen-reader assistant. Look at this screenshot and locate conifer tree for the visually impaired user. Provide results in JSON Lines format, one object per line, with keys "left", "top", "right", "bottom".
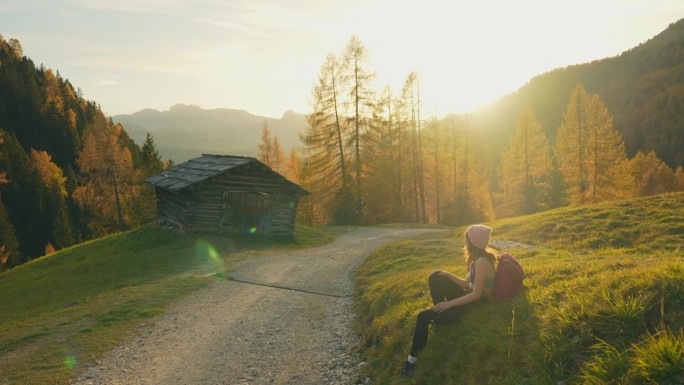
{"left": 498, "top": 105, "right": 551, "bottom": 216}
{"left": 440, "top": 116, "right": 494, "bottom": 225}
{"left": 629, "top": 151, "right": 675, "bottom": 196}
{"left": 30, "top": 149, "right": 75, "bottom": 250}
{"left": 0, "top": 132, "right": 19, "bottom": 270}
{"left": 73, "top": 116, "right": 135, "bottom": 235}
{"left": 674, "top": 167, "right": 684, "bottom": 191}
{"left": 8, "top": 38, "right": 22, "bottom": 58}
{"left": 0, "top": 200, "right": 19, "bottom": 270}
{"left": 255, "top": 126, "right": 285, "bottom": 173}
{"left": 271, "top": 136, "right": 286, "bottom": 173}
{"left": 425, "top": 117, "right": 446, "bottom": 224}
{"left": 140, "top": 132, "right": 164, "bottom": 178}
{"left": 555, "top": 85, "right": 634, "bottom": 204}
{"left": 137, "top": 132, "right": 164, "bottom": 222}
{"left": 555, "top": 84, "right": 591, "bottom": 204}
{"left": 401, "top": 72, "right": 423, "bottom": 222}
{"left": 342, "top": 35, "right": 376, "bottom": 224}
{"left": 296, "top": 158, "right": 315, "bottom": 226}
{"left": 363, "top": 86, "right": 398, "bottom": 223}
{"left": 447, "top": 115, "right": 461, "bottom": 223}
{"left": 460, "top": 121, "right": 495, "bottom": 224}
{"left": 584, "top": 94, "right": 634, "bottom": 202}
{"left": 300, "top": 52, "right": 349, "bottom": 224}
{"left": 258, "top": 122, "right": 273, "bottom": 167}
{"left": 0, "top": 132, "right": 45, "bottom": 261}
{"left": 393, "top": 83, "right": 411, "bottom": 221}
{"left": 285, "top": 148, "right": 302, "bottom": 183}
{"left": 546, "top": 155, "right": 568, "bottom": 209}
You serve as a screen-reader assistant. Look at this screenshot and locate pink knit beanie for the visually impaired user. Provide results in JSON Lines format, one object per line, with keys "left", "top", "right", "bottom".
{"left": 466, "top": 225, "right": 492, "bottom": 250}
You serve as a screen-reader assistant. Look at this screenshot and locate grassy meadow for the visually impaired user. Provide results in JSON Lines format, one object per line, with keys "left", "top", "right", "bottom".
{"left": 354, "top": 192, "right": 684, "bottom": 384}
{"left": 2, "top": 193, "right": 682, "bottom": 385}
{"left": 0, "top": 224, "right": 334, "bottom": 385}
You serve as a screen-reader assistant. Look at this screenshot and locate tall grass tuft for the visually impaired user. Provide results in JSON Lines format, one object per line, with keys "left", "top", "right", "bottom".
{"left": 630, "top": 330, "right": 684, "bottom": 384}
{"left": 577, "top": 340, "right": 630, "bottom": 384}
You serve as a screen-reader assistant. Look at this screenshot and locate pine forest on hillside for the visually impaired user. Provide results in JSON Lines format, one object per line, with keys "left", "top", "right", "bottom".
{"left": 478, "top": 18, "right": 684, "bottom": 170}
{"left": 0, "top": 36, "right": 165, "bottom": 270}
{"left": 3, "top": 19, "right": 684, "bottom": 270}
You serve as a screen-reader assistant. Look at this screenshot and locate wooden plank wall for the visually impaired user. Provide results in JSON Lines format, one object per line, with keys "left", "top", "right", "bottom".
{"left": 155, "top": 188, "right": 193, "bottom": 230}
{"left": 270, "top": 194, "right": 298, "bottom": 236}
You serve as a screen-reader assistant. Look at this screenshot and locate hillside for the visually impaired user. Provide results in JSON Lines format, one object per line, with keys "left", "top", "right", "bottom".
{"left": 0, "top": 36, "right": 156, "bottom": 266}
{"left": 354, "top": 192, "right": 684, "bottom": 384}
{"left": 113, "top": 104, "right": 307, "bottom": 163}
{"left": 476, "top": 18, "right": 684, "bottom": 168}
{"left": 0, "top": 224, "right": 334, "bottom": 385}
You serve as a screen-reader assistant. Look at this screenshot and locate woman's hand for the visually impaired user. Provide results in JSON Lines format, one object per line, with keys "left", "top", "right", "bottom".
{"left": 433, "top": 301, "right": 453, "bottom": 314}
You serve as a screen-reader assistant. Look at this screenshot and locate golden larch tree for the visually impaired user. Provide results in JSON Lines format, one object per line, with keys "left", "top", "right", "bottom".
{"left": 555, "top": 85, "right": 633, "bottom": 204}
{"left": 300, "top": 52, "right": 349, "bottom": 224}
{"left": 257, "top": 122, "right": 273, "bottom": 167}
{"left": 29, "top": 149, "right": 74, "bottom": 249}
{"left": 285, "top": 147, "right": 302, "bottom": 183}
{"left": 342, "top": 35, "right": 376, "bottom": 224}
{"left": 629, "top": 151, "right": 676, "bottom": 196}
{"left": 73, "top": 116, "right": 136, "bottom": 236}
{"left": 555, "top": 84, "right": 591, "bottom": 204}
{"left": 271, "top": 136, "right": 286, "bottom": 174}
{"left": 584, "top": 94, "right": 634, "bottom": 202}
{"left": 498, "top": 105, "right": 551, "bottom": 216}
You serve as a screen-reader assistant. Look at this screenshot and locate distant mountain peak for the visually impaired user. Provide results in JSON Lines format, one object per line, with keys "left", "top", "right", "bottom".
{"left": 169, "top": 103, "right": 202, "bottom": 112}
{"left": 282, "top": 110, "right": 304, "bottom": 120}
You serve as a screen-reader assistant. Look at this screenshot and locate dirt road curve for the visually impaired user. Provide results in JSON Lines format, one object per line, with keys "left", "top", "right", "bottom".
{"left": 72, "top": 227, "right": 439, "bottom": 385}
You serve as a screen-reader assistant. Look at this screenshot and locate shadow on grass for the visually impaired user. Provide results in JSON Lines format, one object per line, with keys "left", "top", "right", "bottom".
{"left": 411, "top": 290, "right": 542, "bottom": 385}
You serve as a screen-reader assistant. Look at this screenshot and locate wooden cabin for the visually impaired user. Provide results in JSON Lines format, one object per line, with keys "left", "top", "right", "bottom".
{"left": 145, "top": 154, "right": 308, "bottom": 237}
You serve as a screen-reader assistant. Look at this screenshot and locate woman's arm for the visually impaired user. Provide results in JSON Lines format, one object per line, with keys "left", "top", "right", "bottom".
{"left": 433, "top": 258, "right": 492, "bottom": 313}
{"left": 434, "top": 269, "right": 468, "bottom": 289}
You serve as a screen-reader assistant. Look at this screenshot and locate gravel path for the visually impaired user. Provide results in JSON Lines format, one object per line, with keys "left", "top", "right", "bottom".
{"left": 72, "top": 227, "right": 439, "bottom": 385}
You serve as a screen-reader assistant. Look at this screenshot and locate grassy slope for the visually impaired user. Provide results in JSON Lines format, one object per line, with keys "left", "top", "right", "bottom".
{"left": 354, "top": 192, "right": 684, "bottom": 385}
{"left": 0, "top": 225, "right": 334, "bottom": 385}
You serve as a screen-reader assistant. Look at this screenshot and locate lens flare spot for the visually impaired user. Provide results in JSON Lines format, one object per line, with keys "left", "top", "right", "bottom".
{"left": 195, "top": 240, "right": 224, "bottom": 276}
{"left": 249, "top": 227, "right": 257, "bottom": 234}
{"left": 64, "top": 355, "right": 77, "bottom": 370}
{"left": 288, "top": 200, "right": 296, "bottom": 209}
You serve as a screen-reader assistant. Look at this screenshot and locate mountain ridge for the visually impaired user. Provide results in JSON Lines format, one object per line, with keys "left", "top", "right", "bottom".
{"left": 113, "top": 104, "right": 307, "bottom": 163}
{"left": 117, "top": 19, "right": 684, "bottom": 168}
{"left": 476, "top": 18, "right": 684, "bottom": 168}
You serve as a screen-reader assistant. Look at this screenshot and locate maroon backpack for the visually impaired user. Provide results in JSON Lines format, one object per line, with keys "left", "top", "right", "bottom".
{"left": 493, "top": 253, "right": 525, "bottom": 301}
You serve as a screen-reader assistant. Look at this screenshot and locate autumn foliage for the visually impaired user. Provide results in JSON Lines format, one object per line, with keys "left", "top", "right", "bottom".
{"left": 298, "top": 37, "right": 684, "bottom": 226}
{"left": 0, "top": 37, "right": 164, "bottom": 269}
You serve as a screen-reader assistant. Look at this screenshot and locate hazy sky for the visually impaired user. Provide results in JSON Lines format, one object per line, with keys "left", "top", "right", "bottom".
{"left": 2, "top": 0, "right": 684, "bottom": 118}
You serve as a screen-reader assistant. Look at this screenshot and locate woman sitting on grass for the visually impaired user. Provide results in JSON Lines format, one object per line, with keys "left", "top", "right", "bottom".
{"left": 401, "top": 224, "right": 498, "bottom": 377}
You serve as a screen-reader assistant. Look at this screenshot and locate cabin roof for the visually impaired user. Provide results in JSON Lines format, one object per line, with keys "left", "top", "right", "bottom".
{"left": 145, "top": 154, "right": 308, "bottom": 194}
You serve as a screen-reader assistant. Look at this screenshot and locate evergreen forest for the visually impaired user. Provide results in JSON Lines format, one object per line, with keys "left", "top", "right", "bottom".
{"left": 0, "top": 36, "right": 164, "bottom": 269}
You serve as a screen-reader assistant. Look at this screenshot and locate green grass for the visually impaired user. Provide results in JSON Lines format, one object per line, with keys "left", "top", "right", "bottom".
{"left": 354, "top": 192, "right": 684, "bottom": 384}
{"left": 4, "top": 193, "right": 683, "bottom": 384}
{"left": 0, "top": 224, "right": 333, "bottom": 385}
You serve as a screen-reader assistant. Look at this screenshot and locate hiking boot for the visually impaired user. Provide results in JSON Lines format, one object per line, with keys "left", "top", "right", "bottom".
{"left": 400, "top": 360, "right": 416, "bottom": 378}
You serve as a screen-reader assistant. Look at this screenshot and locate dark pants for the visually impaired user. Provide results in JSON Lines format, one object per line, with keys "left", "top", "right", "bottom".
{"left": 409, "top": 271, "right": 480, "bottom": 356}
